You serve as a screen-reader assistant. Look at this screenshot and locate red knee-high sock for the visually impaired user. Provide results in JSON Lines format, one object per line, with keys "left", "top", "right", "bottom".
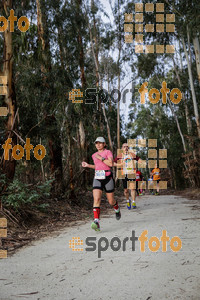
{"left": 113, "top": 201, "right": 120, "bottom": 212}
{"left": 93, "top": 207, "right": 100, "bottom": 221}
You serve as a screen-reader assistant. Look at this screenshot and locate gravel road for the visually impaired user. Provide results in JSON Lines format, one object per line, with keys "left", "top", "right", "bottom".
{"left": 0, "top": 195, "right": 200, "bottom": 300}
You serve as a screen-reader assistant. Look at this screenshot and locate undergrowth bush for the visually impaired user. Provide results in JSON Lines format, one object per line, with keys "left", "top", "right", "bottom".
{"left": 2, "top": 178, "right": 54, "bottom": 211}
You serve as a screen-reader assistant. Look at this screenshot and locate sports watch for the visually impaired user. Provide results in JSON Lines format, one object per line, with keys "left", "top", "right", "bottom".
{"left": 102, "top": 157, "right": 106, "bottom": 162}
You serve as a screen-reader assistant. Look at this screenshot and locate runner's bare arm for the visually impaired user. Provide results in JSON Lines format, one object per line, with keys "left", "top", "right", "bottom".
{"left": 81, "top": 162, "right": 95, "bottom": 169}
{"left": 114, "top": 161, "right": 123, "bottom": 167}
{"left": 103, "top": 157, "right": 113, "bottom": 167}
{"left": 88, "top": 164, "right": 95, "bottom": 169}
{"left": 130, "top": 152, "right": 136, "bottom": 158}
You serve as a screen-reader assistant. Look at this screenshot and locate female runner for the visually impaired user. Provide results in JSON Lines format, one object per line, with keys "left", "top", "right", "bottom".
{"left": 82, "top": 137, "right": 121, "bottom": 231}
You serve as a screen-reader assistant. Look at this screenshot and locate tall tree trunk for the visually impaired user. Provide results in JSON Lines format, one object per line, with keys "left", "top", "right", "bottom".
{"left": 56, "top": 5, "right": 69, "bottom": 72}
{"left": 76, "top": 0, "right": 86, "bottom": 88}
{"left": 46, "top": 116, "right": 64, "bottom": 193}
{"left": 193, "top": 36, "right": 200, "bottom": 85}
{"left": 36, "top": 0, "right": 50, "bottom": 71}
{"left": 57, "top": 25, "right": 65, "bottom": 69}
{"left": 173, "top": 58, "right": 192, "bottom": 134}
{"left": 117, "top": 0, "right": 121, "bottom": 149}
{"left": 168, "top": 99, "right": 187, "bottom": 152}
{"left": 107, "top": 72, "right": 112, "bottom": 111}
{"left": 92, "top": 6, "right": 101, "bottom": 112}
{"left": 182, "top": 36, "right": 200, "bottom": 138}
{"left": 172, "top": 167, "right": 177, "bottom": 190}
{"left": 117, "top": 73, "right": 120, "bottom": 149}
{"left": 186, "top": 25, "right": 192, "bottom": 67}
{"left": 166, "top": 89, "right": 194, "bottom": 186}
{"left": 76, "top": 0, "right": 87, "bottom": 186}
{"left": 79, "top": 119, "right": 87, "bottom": 187}
{"left": 1, "top": 0, "right": 16, "bottom": 181}
{"left": 92, "top": 10, "right": 99, "bottom": 88}
{"left": 88, "top": 17, "right": 113, "bottom": 153}
{"left": 178, "top": 39, "right": 183, "bottom": 71}
{"left": 66, "top": 123, "right": 75, "bottom": 199}
{"left": 79, "top": 121, "right": 85, "bottom": 153}
{"left": 36, "top": 0, "right": 64, "bottom": 193}
{"left": 156, "top": 76, "right": 187, "bottom": 152}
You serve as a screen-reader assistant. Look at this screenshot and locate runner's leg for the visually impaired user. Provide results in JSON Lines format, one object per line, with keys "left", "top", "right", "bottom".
{"left": 104, "top": 175, "right": 121, "bottom": 220}
{"left": 91, "top": 177, "right": 103, "bottom": 231}
{"left": 93, "top": 189, "right": 102, "bottom": 217}
{"left": 91, "top": 189, "right": 102, "bottom": 231}
{"left": 105, "top": 176, "right": 116, "bottom": 206}
{"left": 106, "top": 192, "right": 121, "bottom": 220}
{"left": 123, "top": 177, "right": 131, "bottom": 210}
{"left": 136, "top": 182, "right": 139, "bottom": 196}
{"left": 106, "top": 192, "right": 116, "bottom": 206}
{"left": 130, "top": 188, "right": 136, "bottom": 208}
{"left": 124, "top": 188, "right": 129, "bottom": 200}
{"left": 130, "top": 189, "right": 136, "bottom": 201}
{"left": 156, "top": 180, "right": 160, "bottom": 194}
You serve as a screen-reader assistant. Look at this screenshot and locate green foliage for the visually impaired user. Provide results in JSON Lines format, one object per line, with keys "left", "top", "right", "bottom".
{"left": 0, "top": 173, "right": 7, "bottom": 186}
{"left": 2, "top": 180, "right": 37, "bottom": 210}
{"left": 2, "top": 179, "right": 53, "bottom": 211}
{"left": 37, "top": 179, "right": 54, "bottom": 198}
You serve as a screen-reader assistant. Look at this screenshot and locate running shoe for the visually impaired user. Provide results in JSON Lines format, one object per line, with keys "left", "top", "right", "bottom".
{"left": 115, "top": 210, "right": 121, "bottom": 220}
{"left": 91, "top": 220, "right": 100, "bottom": 231}
{"left": 155, "top": 192, "right": 159, "bottom": 195}
{"left": 132, "top": 201, "right": 136, "bottom": 209}
{"left": 139, "top": 193, "right": 143, "bottom": 196}
{"left": 127, "top": 198, "right": 131, "bottom": 210}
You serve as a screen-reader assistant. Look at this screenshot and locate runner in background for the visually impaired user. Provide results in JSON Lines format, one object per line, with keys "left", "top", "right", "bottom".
{"left": 136, "top": 168, "right": 143, "bottom": 196}
{"left": 82, "top": 137, "right": 121, "bottom": 231}
{"left": 148, "top": 174, "right": 154, "bottom": 195}
{"left": 152, "top": 163, "right": 161, "bottom": 195}
{"left": 140, "top": 171, "right": 145, "bottom": 195}
{"left": 114, "top": 143, "right": 140, "bottom": 209}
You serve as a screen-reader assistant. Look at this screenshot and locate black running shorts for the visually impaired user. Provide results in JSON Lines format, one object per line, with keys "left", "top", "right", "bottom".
{"left": 93, "top": 174, "right": 115, "bottom": 193}
{"left": 122, "top": 175, "right": 136, "bottom": 189}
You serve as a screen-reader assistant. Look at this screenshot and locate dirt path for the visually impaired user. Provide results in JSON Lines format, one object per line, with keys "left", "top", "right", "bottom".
{"left": 0, "top": 195, "right": 200, "bottom": 300}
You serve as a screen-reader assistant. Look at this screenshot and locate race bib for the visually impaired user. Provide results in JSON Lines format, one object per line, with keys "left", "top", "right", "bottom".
{"left": 136, "top": 175, "right": 140, "bottom": 179}
{"left": 95, "top": 170, "right": 106, "bottom": 179}
{"left": 155, "top": 172, "right": 160, "bottom": 175}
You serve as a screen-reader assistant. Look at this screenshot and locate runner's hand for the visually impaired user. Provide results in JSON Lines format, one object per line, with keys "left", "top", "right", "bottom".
{"left": 82, "top": 162, "right": 89, "bottom": 168}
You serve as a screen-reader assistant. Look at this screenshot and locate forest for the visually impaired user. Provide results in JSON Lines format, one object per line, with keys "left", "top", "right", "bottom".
{"left": 0, "top": 0, "right": 200, "bottom": 221}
